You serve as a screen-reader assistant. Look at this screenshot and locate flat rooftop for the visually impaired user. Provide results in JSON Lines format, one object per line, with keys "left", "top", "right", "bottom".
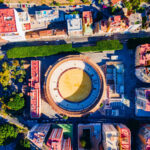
{"left": 0, "top": 8, "right": 17, "bottom": 33}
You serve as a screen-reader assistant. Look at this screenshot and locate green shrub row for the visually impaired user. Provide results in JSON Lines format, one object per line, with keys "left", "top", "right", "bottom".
{"left": 7, "top": 40, "right": 123, "bottom": 58}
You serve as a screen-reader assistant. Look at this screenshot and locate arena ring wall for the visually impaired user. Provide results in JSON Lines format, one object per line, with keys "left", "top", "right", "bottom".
{"left": 44, "top": 55, "right": 106, "bottom": 117}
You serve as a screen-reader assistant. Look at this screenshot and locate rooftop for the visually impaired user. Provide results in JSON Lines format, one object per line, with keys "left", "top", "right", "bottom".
{"left": 0, "top": 8, "right": 17, "bottom": 33}
{"left": 28, "top": 60, "right": 41, "bottom": 118}
{"left": 135, "top": 44, "right": 150, "bottom": 83}
{"left": 35, "top": 9, "right": 59, "bottom": 22}
{"left": 67, "top": 18, "right": 82, "bottom": 31}
{"left": 27, "top": 123, "right": 51, "bottom": 148}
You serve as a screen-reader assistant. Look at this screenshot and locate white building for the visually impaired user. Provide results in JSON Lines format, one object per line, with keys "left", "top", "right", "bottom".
{"left": 65, "top": 14, "right": 82, "bottom": 36}
{"left": 35, "top": 9, "right": 62, "bottom": 22}
{"left": 0, "top": 8, "right": 26, "bottom": 42}
{"left": 102, "top": 124, "right": 119, "bottom": 150}
{"left": 67, "top": 18, "right": 82, "bottom": 36}
{"left": 128, "top": 13, "right": 142, "bottom": 32}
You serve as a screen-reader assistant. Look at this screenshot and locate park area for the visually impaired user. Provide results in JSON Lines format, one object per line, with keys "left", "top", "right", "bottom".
{"left": 7, "top": 40, "right": 123, "bottom": 58}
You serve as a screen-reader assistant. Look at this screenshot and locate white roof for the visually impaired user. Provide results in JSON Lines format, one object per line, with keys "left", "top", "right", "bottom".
{"left": 67, "top": 18, "right": 82, "bottom": 31}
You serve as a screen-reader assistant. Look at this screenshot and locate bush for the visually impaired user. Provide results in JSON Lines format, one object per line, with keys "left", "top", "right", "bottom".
{"left": 71, "top": 11, "right": 79, "bottom": 14}
{"left": 7, "top": 40, "right": 123, "bottom": 58}
{"left": 63, "top": 115, "right": 68, "bottom": 120}
{"left": 82, "top": 0, "right": 88, "bottom": 3}
{"left": 68, "top": 0, "right": 74, "bottom": 2}
{"left": 18, "top": 78, "right": 23, "bottom": 83}
{"left": 80, "top": 139, "right": 86, "bottom": 148}
{"left": 7, "top": 94, "right": 25, "bottom": 111}
{"left": 0, "top": 124, "right": 18, "bottom": 146}
{"left": 80, "top": 134, "right": 92, "bottom": 149}
{"left": 100, "top": 103, "right": 104, "bottom": 108}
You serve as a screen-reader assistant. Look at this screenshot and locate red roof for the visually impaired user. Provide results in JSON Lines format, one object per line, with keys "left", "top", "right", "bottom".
{"left": 111, "top": 0, "right": 121, "bottom": 5}
{"left": 49, "top": 128, "right": 63, "bottom": 141}
{"left": 24, "top": 23, "right": 31, "bottom": 30}
{"left": 47, "top": 128, "right": 63, "bottom": 150}
{"left": 30, "top": 60, "right": 41, "bottom": 118}
{"left": 114, "top": 15, "right": 121, "bottom": 22}
{"left": 117, "top": 124, "right": 131, "bottom": 150}
{"left": 83, "top": 11, "right": 93, "bottom": 24}
{"left": 0, "top": 8, "right": 17, "bottom": 33}
{"left": 62, "top": 138, "right": 72, "bottom": 150}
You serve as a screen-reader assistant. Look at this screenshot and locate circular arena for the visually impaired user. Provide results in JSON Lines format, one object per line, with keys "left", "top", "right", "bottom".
{"left": 44, "top": 55, "right": 106, "bottom": 117}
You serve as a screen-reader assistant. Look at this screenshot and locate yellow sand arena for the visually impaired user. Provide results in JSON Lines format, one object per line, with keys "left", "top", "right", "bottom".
{"left": 58, "top": 68, "right": 92, "bottom": 102}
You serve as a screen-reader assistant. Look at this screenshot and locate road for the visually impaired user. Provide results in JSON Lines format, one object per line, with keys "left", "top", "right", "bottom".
{"left": 1, "top": 30, "right": 150, "bottom": 50}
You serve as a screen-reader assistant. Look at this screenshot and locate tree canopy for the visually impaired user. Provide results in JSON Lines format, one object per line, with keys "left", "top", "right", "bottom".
{"left": 0, "top": 124, "right": 18, "bottom": 146}
{"left": 7, "top": 94, "right": 25, "bottom": 111}
{"left": 15, "top": 139, "right": 31, "bottom": 150}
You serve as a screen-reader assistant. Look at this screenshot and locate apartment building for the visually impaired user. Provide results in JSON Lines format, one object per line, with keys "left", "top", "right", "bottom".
{"left": 82, "top": 11, "right": 93, "bottom": 35}
{"left": 47, "top": 128, "right": 63, "bottom": 150}
{"left": 108, "top": 15, "right": 129, "bottom": 33}
{"left": 103, "top": 61, "right": 131, "bottom": 117}
{"left": 66, "top": 14, "right": 83, "bottom": 36}
{"left": 116, "top": 124, "right": 131, "bottom": 150}
{"left": 135, "top": 88, "right": 150, "bottom": 116}
{"left": 135, "top": 44, "right": 150, "bottom": 83}
{"left": 102, "top": 124, "right": 119, "bottom": 150}
{"left": 27, "top": 123, "right": 51, "bottom": 148}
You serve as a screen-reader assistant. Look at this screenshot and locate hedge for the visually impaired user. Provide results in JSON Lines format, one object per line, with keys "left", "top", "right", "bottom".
{"left": 7, "top": 40, "right": 123, "bottom": 58}
{"left": 127, "top": 37, "right": 150, "bottom": 49}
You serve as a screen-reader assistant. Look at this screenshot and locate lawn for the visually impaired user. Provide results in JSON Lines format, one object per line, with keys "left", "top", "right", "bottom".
{"left": 51, "top": 124, "right": 73, "bottom": 141}
{"left": 7, "top": 40, "right": 123, "bottom": 58}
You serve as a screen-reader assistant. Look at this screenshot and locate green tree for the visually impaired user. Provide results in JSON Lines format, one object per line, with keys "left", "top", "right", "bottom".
{"left": 71, "top": 11, "right": 79, "bottom": 14}
{"left": 80, "top": 135, "right": 92, "bottom": 149}
{"left": 68, "top": 0, "right": 74, "bottom": 2}
{"left": 0, "top": 70, "right": 11, "bottom": 87}
{"left": 2, "top": 62, "right": 9, "bottom": 70}
{"left": 80, "top": 139, "right": 86, "bottom": 148}
{"left": 16, "top": 139, "right": 31, "bottom": 150}
{"left": 82, "top": 0, "right": 88, "bottom": 3}
{"left": 0, "top": 124, "right": 18, "bottom": 146}
{"left": 18, "top": 78, "right": 23, "bottom": 83}
{"left": 12, "top": 60, "right": 19, "bottom": 67}
{"left": 7, "top": 94, "right": 25, "bottom": 111}
{"left": 0, "top": 0, "right": 4, "bottom": 3}
{"left": 124, "top": 1, "right": 132, "bottom": 10}
{"left": 63, "top": 115, "right": 68, "bottom": 120}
